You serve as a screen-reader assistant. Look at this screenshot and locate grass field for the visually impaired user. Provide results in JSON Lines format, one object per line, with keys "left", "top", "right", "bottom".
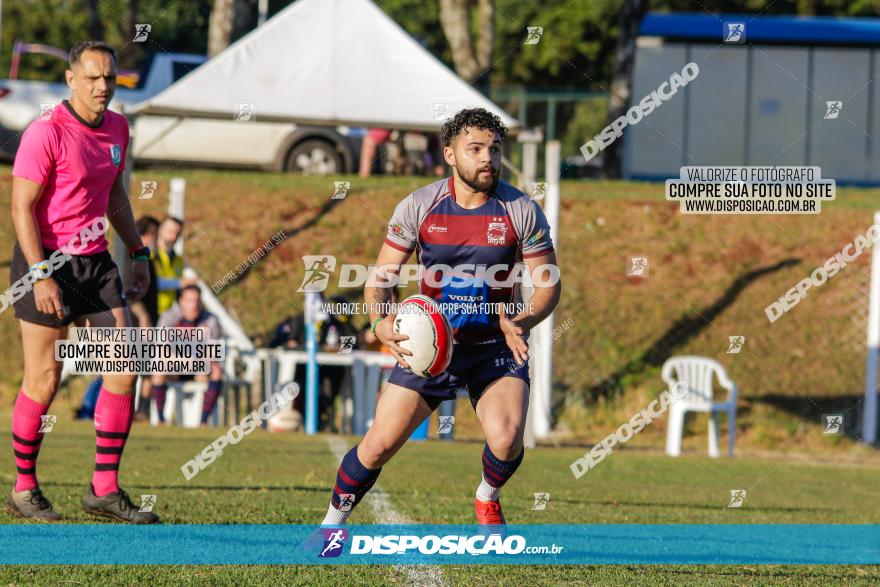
{"left": 3, "top": 168, "right": 880, "bottom": 455}
{"left": 0, "top": 415, "right": 878, "bottom": 584}
{"left": 2, "top": 169, "right": 880, "bottom": 583}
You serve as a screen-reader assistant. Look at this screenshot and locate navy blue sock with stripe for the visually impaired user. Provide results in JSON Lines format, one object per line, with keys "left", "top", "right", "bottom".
{"left": 478, "top": 443, "right": 524, "bottom": 501}
{"left": 322, "top": 444, "right": 381, "bottom": 524}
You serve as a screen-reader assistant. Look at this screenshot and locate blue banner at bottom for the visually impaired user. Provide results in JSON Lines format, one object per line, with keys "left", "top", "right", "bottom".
{"left": 0, "top": 525, "right": 877, "bottom": 565}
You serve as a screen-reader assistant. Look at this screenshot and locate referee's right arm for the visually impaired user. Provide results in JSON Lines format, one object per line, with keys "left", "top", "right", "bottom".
{"left": 12, "top": 177, "right": 63, "bottom": 318}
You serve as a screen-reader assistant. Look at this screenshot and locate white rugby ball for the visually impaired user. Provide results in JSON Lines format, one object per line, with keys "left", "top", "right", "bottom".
{"left": 393, "top": 295, "right": 453, "bottom": 378}
{"left": 267, "top": 406, "right": 302, "bottom": 433}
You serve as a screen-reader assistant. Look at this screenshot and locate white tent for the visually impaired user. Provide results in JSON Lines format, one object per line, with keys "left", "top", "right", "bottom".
{"left": 132, "top": 0, "right": 518, "bottom": 131}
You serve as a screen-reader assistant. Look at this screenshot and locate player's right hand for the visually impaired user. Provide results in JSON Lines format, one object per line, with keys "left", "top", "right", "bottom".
{"left": 34, "top": 278, "right": 65, "bottom": 319}
{"left": 374, "top": 315, "right": 413, "bottom": 370}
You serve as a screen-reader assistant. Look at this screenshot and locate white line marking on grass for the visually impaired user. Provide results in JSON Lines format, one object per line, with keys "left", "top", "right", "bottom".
{"left": 326, "top": 436, "right": 446, "bottom": 587}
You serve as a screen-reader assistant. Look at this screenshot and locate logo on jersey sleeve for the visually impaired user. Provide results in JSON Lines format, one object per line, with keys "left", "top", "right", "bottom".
{"left": 389, "top": 222, "right": 415, "bottom": 241}
{"left": 110, "top": 144, "right": 121, "bottom": 166}
{"left": 525, "top": 228, "right": 546, "bottom": 248}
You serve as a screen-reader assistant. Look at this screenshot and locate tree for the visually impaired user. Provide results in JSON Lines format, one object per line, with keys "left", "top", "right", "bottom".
{"left": 118, "top": 0, "right": 141, "bottom": 69}
{"left": 84, "top": 0, "right": 104, "bottom": 40}
{"left": 208, "top": 0, "right": 235, "bottom": 57}
{"left": 208, "top": 0, "right": 256, "bottom": 58}
{"left": 438, "top": 0, "right": 494, "bottom": 94}
{"left": 601, "top": 0, "right": 649, "bottom": 179}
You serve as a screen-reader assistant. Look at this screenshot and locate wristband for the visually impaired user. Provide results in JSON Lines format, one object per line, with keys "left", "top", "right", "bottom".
{"left": 370, "top": 316, "right": 384, "bottom": 335}
{"left": 130, "top": 246, "right": 151, "bottom": 261}
{"left": 28, "top": 261, "right": 51, "bottom": 280}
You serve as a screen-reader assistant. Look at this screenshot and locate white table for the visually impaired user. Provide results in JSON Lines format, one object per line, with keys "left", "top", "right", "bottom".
{"left": 251, "top": 348, "right": 396, "bottom": 433}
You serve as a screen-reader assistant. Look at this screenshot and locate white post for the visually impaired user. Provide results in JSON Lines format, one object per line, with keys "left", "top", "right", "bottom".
{"left": 169, "top": 178, "right": 186, "bottom": 255}
{"left": 517, "top": 128, "right": 542, "bottom": 192}
{"left": 522, "top": 143, "right": 537, "bottom": 190}
{"left": 863, "top": 210, "right": 880, "bottom": 444}
{"left": 521, "top": 133, "right": 538, "bottom": 448}
{"left": 523, "top": 278, "right": 537, "bottom": 449}
{"left": 258, "top": 0, "right": 269, "bottom": 26}
{"left": 544, "top": 141, "right": 561, "bottom": 271}
{"left": 168, "top": 178, "right": 255, "bottom": 350}
{"left": 529, "top": 141, "right": 561, "bottom": 440}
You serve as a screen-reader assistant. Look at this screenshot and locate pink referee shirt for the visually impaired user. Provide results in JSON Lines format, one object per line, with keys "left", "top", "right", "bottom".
{"left": 12, "top": 100, "right": 129, "bottom": 255}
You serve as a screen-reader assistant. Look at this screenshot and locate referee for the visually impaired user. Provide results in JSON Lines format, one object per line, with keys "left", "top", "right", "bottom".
{"left": 7, "top": 41, "right": 158, "bottom": 523}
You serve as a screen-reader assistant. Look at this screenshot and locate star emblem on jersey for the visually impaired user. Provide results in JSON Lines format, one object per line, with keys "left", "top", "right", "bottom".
{"left": 487, "top": 218, "right": 507, "bottom": 245}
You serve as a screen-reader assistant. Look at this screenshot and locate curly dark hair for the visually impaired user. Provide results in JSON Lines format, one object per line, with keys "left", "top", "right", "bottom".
{"left": 440, "top": 107, "right": 508, "bottom": 147}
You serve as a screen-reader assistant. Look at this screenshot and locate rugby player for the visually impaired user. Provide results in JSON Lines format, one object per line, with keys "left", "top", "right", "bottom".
{"left": 320, "top": 108, "right": 561, "bottom": 525}
{"left": 7, "top": 41, "right": 158, "bottom": 523}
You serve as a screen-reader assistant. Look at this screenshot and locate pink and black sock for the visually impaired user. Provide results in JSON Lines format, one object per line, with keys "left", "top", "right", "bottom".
{"left": 330, "top": 444, "right": 381, "bottom": 511}
{"left": 201, "top": 380, "right": 222, "bottom": 424}
{"left": 482, "top": 442, "right": 524, "bottom": 489}
{"left": 11, "top": 391, "right": 49, "bottom": 492}
{"left": 151, "top": 383, "right": 168, "bottom": 422}
{"left": 92, "top": 389, "right": 133, "bottom": 497}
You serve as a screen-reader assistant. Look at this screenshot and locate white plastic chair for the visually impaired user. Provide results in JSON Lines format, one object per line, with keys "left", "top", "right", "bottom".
{"left": 662, "top": 356, "right": 737, "bottom": 457}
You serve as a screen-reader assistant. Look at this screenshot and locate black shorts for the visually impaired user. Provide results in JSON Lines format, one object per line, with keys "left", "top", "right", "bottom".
{"left": 386, "top": 339, "right": 530, "bottom": 412}
{"left": 9, "top": 242, "right": 127, "bottom": 328}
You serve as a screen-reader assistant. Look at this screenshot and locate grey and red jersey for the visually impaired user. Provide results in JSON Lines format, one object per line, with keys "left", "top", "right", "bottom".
{"left": 384, "top": 176, "right": 554, "bottom": 344}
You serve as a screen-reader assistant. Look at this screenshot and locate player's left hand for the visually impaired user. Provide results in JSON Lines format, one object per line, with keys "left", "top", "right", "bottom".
{"left": 125, "top": 259, "right": 151, "bottom": 301}
{"left": 499, "top": 305, "right": 529, "bottom": 366}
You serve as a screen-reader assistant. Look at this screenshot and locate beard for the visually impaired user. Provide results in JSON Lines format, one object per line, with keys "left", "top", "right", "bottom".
{"left": 457, "top": 164, "right": 499, "bottom": 194}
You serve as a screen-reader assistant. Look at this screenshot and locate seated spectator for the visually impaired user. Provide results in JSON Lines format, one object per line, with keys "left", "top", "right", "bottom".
{"left": 269, "top": 312, "right": 305, "bottom": 349}
{"left": 151, "top": 285, "right": 224, "bottom": 427}
{"left": 322, "top": 295, "right": 360, "bottom": 352}
{"left": 270, "top": 296, "right": 360, "bottom": 431}
{"left": 317, "top": 296, "right": 359, "bottom": 431}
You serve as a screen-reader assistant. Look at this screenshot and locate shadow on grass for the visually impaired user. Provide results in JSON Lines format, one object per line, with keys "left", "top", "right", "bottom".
{"left": 41, "top": 481, "right": 327, "bottom": 493}
{"left": 545, "top": 497, "right": 838, "bottom": 513}
{"left": 206, "top": 195, "right": 344, "bottom": 290}
{"left": 749, "top": 394, "right": 865, "bottom": 442}
{"left": 582, "top": 259, "right": 801, "bottom": 402}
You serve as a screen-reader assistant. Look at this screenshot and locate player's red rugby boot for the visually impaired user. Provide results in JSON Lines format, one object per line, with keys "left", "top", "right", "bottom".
{"left": 475, "top": 498, "right": 506, "bottom": 525}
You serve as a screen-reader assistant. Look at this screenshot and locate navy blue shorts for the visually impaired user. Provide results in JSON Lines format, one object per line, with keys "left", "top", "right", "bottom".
{"left": 386, "top": 339, "right": 530, "bottom": 411}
